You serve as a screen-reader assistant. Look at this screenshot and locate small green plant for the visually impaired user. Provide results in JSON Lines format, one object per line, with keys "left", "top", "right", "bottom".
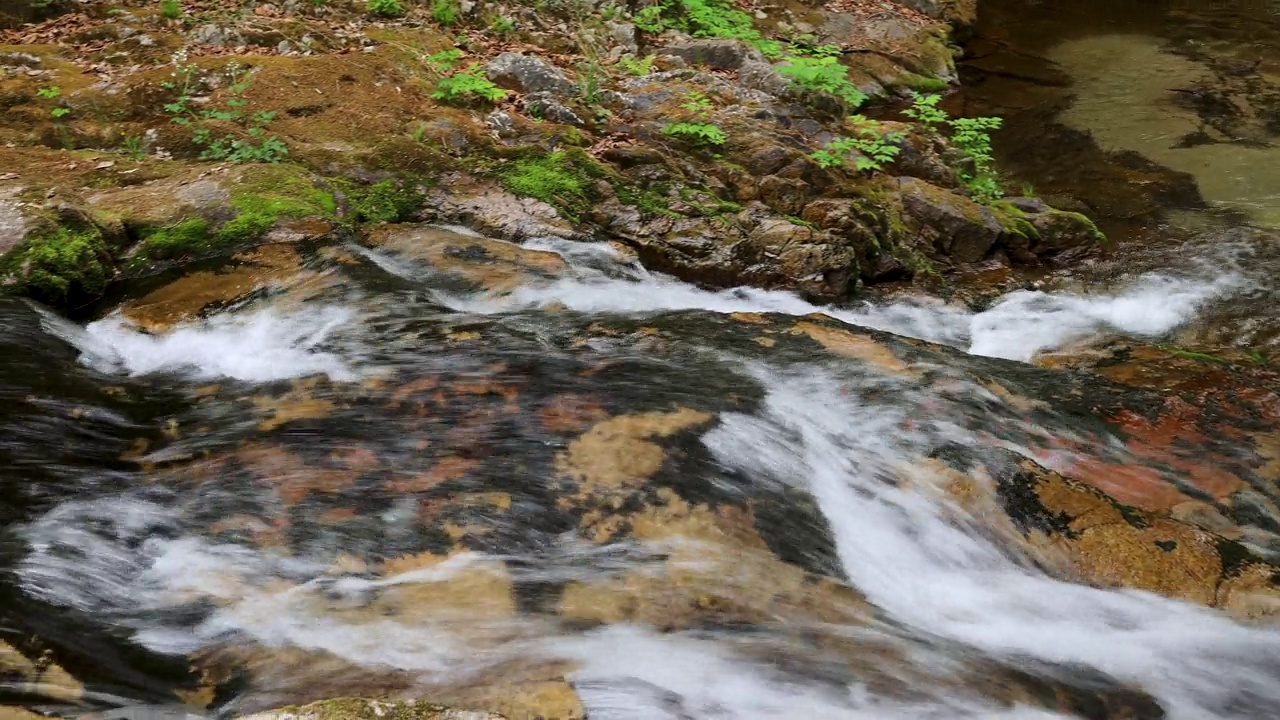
{"left": 36, "top": 86, "right": 70, "bottom": 119}
{"left": 810, "top": 115, "right": 903, "bottom": 172}
{"left": 633, "top": 5, "right": 665, "bottom": 32}
{"left": 901, "top": 91, "right": 946, "bottom": 131}
{"left": 431, "top": 0, "right": 458, "bottom": 25}
{"left": 680, "top": 90, "right": 713, "bottom": 117}
{"left": 120, "top": 134, "right": 147, "bottom": 160}
{"left": 424, "top": 47, "right": 463, "bottom": 73}
{"left": 431, "top": 65, "right": 507, "bottom": 105}
{"left": 950, "top": 115, "right": 1003, "bottom": 202}
{"left": 489, "top": 15, "right": 516, "bottom": 33}
{"left": 577, "top": 58, "right": 607, "bottom": 106}
{"left": 366, "top": 0, "right": 404, "bottom": 17}
{"left": 163, "top": 62, "right": 288, "bottom": 163}
{"left": 777, "top": 55, "right": 866, "bottom": 108}
{"left": 661, "top": 122, "right": 726, "bottom": 147}
{"left": 618, "top": 54, "right": 655, "bottom": 76}
{"left": 660, "top": 90, "right": 724, "bottom": 147}
{"left": 160, "top": 0, "right": 182, "bottom": 20}
{"left": 900, "top": 92, "right": 1004, "bottom": 203}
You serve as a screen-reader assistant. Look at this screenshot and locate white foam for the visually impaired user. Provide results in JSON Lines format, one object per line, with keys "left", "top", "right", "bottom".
{"left": 704, "top": 366, "right": 1280, "bottom": 719}
{"left": 70, "top": 306, "right": 361, "bottom": 382}
{"left": 966, "top": 272, "right": 1241, "bottom": 361}
{"left": 437, "top": 269, "right": 1238, "bottom": 362}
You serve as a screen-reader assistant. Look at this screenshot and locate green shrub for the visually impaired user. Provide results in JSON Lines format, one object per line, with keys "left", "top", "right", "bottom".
{"left": 810, "top": 115, "right": 903, "bottom": 172}
{"left": 489, "top": 16, "right": 516, "bottom": 33}
{"left": 618, "top": 54, "right": 655, "bottom": 76}
{"left": 901, "top": 93, "right": 1004, "bottom": 203}
{"left": 431, "top": 64, "right": 507, "bottom": 105}
{"left": 777, "top": 55, "right": 866, "bottom": 108}
{"left": 431, "top": 0, "right": 458, "bottom": 25}
{"left": 160, "top": 0, "right": 181, "bottom": 19}
{"left": 661, "top": 122, "right": 726, "bottom": 147}
{"left": 366, "top": 0, "right": 404, "bottom": 17}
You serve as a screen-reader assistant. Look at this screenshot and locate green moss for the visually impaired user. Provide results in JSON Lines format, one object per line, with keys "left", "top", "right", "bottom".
{"left": 136, "top": 218, "right": 213, "bottom": 261}
{"left": 899, "top": 74, "right": 950, "bottom": 93}
{"left": 2, "top": 226, "right": 111, "bottom": 306}
{"left": 615, "top": 183, "right": 684, "bottom": 219}
{"left": 989, "top": 201, "right": 1039, "bottom": 240}
{"left": 344, "top": 178, "right": 423, "bottom": 224}
{"left": 499, "top": 149, "right": 606, "bottom": 221}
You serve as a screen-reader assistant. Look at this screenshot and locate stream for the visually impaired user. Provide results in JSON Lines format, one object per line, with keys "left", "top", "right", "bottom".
{"left": 4, "top": 1, "right": 1280, "bottom": 719}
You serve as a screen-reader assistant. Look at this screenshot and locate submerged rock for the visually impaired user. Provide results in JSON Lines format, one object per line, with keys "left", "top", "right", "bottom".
{"left": 241, "top": 698, "right": 505, "bottom": 720}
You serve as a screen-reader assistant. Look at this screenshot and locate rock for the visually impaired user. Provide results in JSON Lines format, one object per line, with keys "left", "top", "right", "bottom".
{"left": 1027, "top": 207, "right": 1107, "bottom": 253}
{"left": 521, "top": 91, "right": 584, "bottom": 126}
{"left": 663, "top": 39, "right": 764, "bottom": 70}
{"left": 896, "top": 0, "right": 978, "bottom": 28}
{"left": 484, "top": 53, "right": 575, "bottom": 96}
{"left": 896, "top": 176, "right": 1004, "bottom": 264}
{"left": 484, "top": 111, "right": 516, "bottom": 138}
{"left": 0, "top": 186, "right": 27, "bottom": 256}
{"left": 606, "top": 21, "right": 638, "bottom": 54}
{"left": 362, "top": 224, "right": 568, "bottom": 294}
{"left": 423, "top": 175, "right": 584, "bottom": 242}
{"left": 241, "top": 698, "right": 505, "bottom": 720}
{"left": 193, "top": 24, "right": 245, "bottom": 46}
{"left": 737, "top": 60, "right": 789, "bottom": 97}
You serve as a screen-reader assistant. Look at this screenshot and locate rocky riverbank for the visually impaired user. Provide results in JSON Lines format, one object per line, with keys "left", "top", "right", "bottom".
{"left": 0, "top": 0, "right": 1104, "bottom": 313}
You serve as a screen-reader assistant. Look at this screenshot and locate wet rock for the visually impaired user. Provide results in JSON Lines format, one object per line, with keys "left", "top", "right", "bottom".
{"left": 363, "top": 224, "right": 568, "bottom": 294}
{"left": 241, "top": 697, "right": 505, "bottom": 720}
{"left": 664, "top": 39, "right": 764, "bottom": 70}
{"left": 897, "top": 176, "right": 1004, "bottom": 264}
{"left": 1027, "top": 206, "right": 1107, "bottom": 253}
{"left": 423, "top": 175, "right": 583, "bottom": 242}
{"left": 484, "top": 53, "right": 574, "bottom": 96}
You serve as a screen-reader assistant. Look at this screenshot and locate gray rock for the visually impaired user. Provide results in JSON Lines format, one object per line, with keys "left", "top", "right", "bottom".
{"left": 485, "top": 110, "right": 517, "bottom": 137}
{"left": 737, "top": 60, "right": 789, "bottom": 97}
{"left": 485, "top": 52, "right": 575, "bottom": 96}
{"left": 664, "top": 39, "right": 764, "bottom": 70}
{"left": 0, "top": 187, "right": 28, "bottom": 256}
{"left": 192, "top": 24, "right": 244, "bottom": 47}
{"left": 523, "top": 91, "right": 585, "bottom": 126}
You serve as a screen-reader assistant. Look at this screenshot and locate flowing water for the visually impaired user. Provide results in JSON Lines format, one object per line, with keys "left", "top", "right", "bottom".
{"left": 6, "top": 1, "right": 1280, "bottom": 719}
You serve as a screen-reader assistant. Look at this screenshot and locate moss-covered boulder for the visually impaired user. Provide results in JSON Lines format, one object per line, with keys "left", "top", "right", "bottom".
{"left": 88, "top": 164, "right": 337, "bottom": 273}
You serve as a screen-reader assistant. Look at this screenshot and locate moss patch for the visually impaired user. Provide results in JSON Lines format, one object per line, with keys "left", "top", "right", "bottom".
{"left": 989, "top": 201, "right": 1038, "bottom": 239}
{"left": 1, "top": 225, "right": 111, "bottom": 306}
{"left": 130, "top": 165, "right": 336, "bottom": 267}
{"left": 343, "top": 178, "right": 424, "bottom": 224}
{"left": 499, "top": 149, "right": 606, "bottom": 222}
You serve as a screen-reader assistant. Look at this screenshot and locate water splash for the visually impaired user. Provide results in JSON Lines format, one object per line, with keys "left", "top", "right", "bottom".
{"left": 441, "top": 266, "right": 1240, "bottom": 362}
{"left": 48, "top": 306, "right": 362, "bottom": 383}
{"left": 704, "top": 366, "right": 1280, "bottom": 719}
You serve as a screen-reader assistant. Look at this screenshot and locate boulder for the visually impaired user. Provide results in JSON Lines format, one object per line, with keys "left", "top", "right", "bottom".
{"left": 897, "top": 176, "right": 1004, "bottom": 264}
{"left": 484, "top": 53, "right": 575, "bottom": 96}
{"left": 663, "top": 39, "right": 764, "bottom": 70}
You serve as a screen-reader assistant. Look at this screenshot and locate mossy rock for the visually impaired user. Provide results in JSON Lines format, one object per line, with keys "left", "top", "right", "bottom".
{"left": 115, "top": 164, "right": 339, "bottom": 269}
{"left": 0, "top": 224, "right": 111, "bottom": 308}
